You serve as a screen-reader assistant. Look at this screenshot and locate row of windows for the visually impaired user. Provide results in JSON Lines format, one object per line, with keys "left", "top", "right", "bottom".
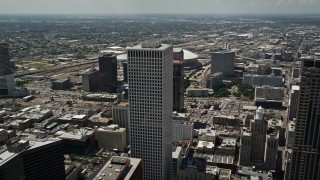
{"left": 128, "top": 50, "right": 163, "bottom": 58}
{"left": 129, "top": 68, "right": 163, "bottom": 73}
{"left": 130, "top": 83, "right": 163, "bottom": 86}
{"left": 128, "top": 62, "right": 163, "bottom": 66}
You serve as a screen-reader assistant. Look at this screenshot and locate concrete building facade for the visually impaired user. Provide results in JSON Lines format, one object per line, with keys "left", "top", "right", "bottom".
{"left": 255, "top": 85, "right": 283, "bottom": 101}
{"left": 95, "top": 125, "right": 127, "bottom": 152}
{"left": 240, "top": 107, "right": 279, "bottom": 170}
{"left": 240, "top": 129, "right": 252, "bottom": 166}
{"left": 265, "top": 129, "right": 279, "bottom": 170}
{"left": 286, "top": 121, "right": 295, "bottom": 149}
{"left": 243, "top": 74, "right": 283, "bottom": 87}
{"left": 127, "top": 42, "right": 173, "bottom": 180}
{"left": 211, "top": 51, "right": 235, "bottom": 77}
{"left": 82, "top": 69, "right": 100, "bottom": 92}
{"left": 112, "top": 103, "right": 130, "bottom": 144}
{"left": 250, "top": 107, "right": 268, "bottom": 163}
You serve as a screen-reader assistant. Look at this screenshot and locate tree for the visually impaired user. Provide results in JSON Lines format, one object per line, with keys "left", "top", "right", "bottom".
{"left": 214, "top": 87, "right": 231, "bottom": 97}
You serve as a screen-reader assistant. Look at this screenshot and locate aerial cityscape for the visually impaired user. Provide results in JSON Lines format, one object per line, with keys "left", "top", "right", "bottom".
{"left": 0, "top": 1, "right": 320, "bottom": 180}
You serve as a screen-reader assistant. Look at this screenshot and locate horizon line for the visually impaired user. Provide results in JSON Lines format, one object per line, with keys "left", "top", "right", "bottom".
{"left": 0, "top": 12, "right": 320, "bottom": 16}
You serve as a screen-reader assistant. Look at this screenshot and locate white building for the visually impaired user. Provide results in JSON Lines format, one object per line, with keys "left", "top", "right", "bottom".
{"left": 172, "top": 124, "right": 193, "bottom": 144}
{"left": 127, "top": 42, "right": 173, "bottom": 180}
{"left": 112, "top": 102, "right": 130, "bottom": 144}
{"left": 211, "top": 51, "right": 235, "bottom": 77}
{"left": 95, "top": 124, "right": 127, "bottom": 152}
{"left": 172, "top": 112, "right": 193, "bottom": 142}
{"left": 198, "top": 128, "right": 216, "bottom": 142}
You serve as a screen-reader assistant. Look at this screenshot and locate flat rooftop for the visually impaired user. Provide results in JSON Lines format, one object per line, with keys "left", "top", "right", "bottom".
{"left": 127, "top": 43, "right": 171, "bottom": 51}
{"left": 172, "top": 146, "right": 182, "bottom": 159}
{"left": 94, "top": 156, "right": 141, "bottom": 180}
{"left": 57, "top": 129, "right": 93, "bottom": 141}
{"left": 0, "top": 135, "right": 61, "bottom": 166}
{"left": 113, "top": 102, "right": 129, "bottom": 107}
{"left": 292, "top": 85, "right": 300, "bottom": 91}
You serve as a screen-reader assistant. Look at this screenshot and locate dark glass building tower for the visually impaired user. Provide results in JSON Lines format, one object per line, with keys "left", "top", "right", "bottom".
{"left": 288, "top": 59, "right": 320, "bottom": 180}
{"left": 99, "top": 53, "right": 117, "bottom": 92}
{"left": 0, "top": 42, "right": 12, "bottom": 95}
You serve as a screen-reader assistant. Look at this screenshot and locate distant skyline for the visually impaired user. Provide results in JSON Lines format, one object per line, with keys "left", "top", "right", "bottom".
{"left": 1, "top": 0, "right": 320, "bottom": 15}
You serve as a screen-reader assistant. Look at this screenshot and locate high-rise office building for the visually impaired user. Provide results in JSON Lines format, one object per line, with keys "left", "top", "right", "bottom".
{"left": 112, "top": 102, "right": 130, "bottom": 144}
{"left": 0, "top": 42, "right": 11, "bottom": 95}
{"left": 0, "top": 42, "right": 19, "bottom": 97}
{"left": 250, "top": 106, "right": 268, "bottom": 163}
{"left": 173, "top": 59, "right": 184, "bottom": 112}
{"left": 127, "top": 42, "right": 173, "bottom": 180}
{"left": 288, "top": 59, "right": 320, "bottom": 180}
{"left": 82, "top": 69, "right": 100, "bottom": 92}
{"left": 211, "top": 51, "right": 235, "bottom": 77}
{"left": 240, "top": 107, "right": 278, "bottom": 170}
{"left": 240, "top": 128, "right": 252, "bottom": 166}
{"left": 265, "top": 128, "right": 279, "bottom": 170}
{"left": 0, "top": 136, "right": 65, "bottom": 180}
{"left": 0, "top": 42, "right": 11, "bottom": 75}
{"left": 99, "top": 53, "right": 117, "bottom": 92}
{"left": 123, "top": 62, "right": 128, "bottom": 83}
{"left": 288, "top": 85, "right": 300, "bottom": 121}
{"left": 0, "top": 76, "right": 8, "bottom": 95}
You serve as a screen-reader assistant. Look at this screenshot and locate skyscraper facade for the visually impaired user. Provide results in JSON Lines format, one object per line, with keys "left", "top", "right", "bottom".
{"left": 250, "top": 107, "right": 267, "bottom": 163}
{"left": 0, "top": 42, "right": 16, "bottom": 96}
{"left": 211, "top": 51, "right": 235, "bottom": 77}
{"left": 288, "top": 85, "right": 300, "bottom": 121}
{"left": 288, "top": 59, "right": 320, "bottom": 180}
{"left": 99, "top": 53, "right": 117, "bottom": 92}
{"left": 123, "top": 62, "right": 128, "bottom": 83}
{"left": 127, "top": 42, "right": 173, "bottom": 180}
{"left": 173, "top": 59, "right": 184, "bottom": 112}
{"left": 0, "top": 42, "right": 11, "bottom": 75}
{"left": 0, "top": 42, "right": 10, "bottom": 95}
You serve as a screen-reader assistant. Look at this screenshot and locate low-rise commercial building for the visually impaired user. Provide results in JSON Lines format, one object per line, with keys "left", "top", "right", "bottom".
{"left": 243, "top": 74, "right": 283, "bottom": 87}
{"left": 82, "top": 93, "right": 118, "bottom": 102}
{"left": 93, "top": 156, "right": 142, "bottom": 180}
{"left": 186, "top": 88, "right": 210, "bottom": 97}
{"left": 255, "top": 85, "right": 284, "bottom": 109}
{"left": 172, "top": 112, "right": 193, "bottom": 142}
{"left": 55, "top": 128, "right": 95, "bottom": 154}
{"left": 51, "top": 78, "right": 71, "bottom": 90}
{"left": 212, "top": 115, "right": 240, "bottom": 126}
{"left": 286, "top": 121, "right": 295, "bottom": 149}
{"left": 95, "top": 124, "right": 127, "bottom": 152}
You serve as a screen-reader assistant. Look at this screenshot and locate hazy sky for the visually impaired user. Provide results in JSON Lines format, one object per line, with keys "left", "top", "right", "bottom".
{"left": 0, "top": 0, "right": 319, "bottom": 14}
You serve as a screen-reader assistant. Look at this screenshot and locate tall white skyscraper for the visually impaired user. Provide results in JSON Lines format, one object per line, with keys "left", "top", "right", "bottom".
{"left": 127, "top": 42, "right": 173, "bottom": 180}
